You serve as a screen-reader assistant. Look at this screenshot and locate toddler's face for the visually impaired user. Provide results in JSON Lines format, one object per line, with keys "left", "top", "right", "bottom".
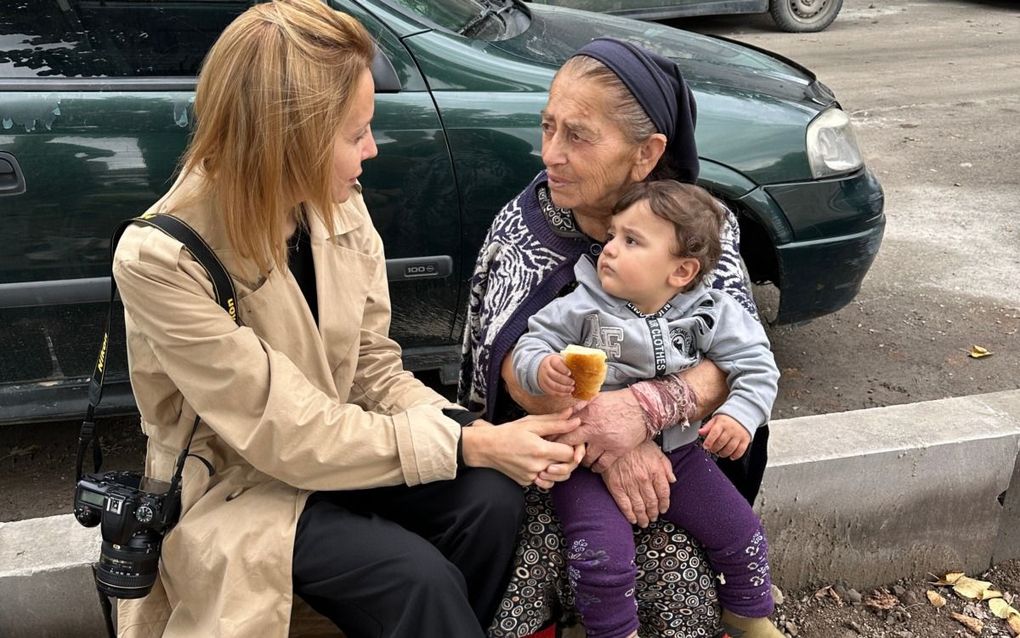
{"left": 598, "top": 200, "right": 696, "bottom": 312}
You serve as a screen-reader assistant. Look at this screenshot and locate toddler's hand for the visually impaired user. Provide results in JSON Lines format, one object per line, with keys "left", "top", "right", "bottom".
{"left": 538, "top": 354, "right": 574, "bottom": 397}
{"left": 698, "top": 414, "right": 751, "bottom": 460}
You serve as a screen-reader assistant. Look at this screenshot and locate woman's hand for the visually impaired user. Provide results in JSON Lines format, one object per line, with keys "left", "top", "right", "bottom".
{"left": 601, "top": 441, "right": 676, "bottom": 528}
{"left": 534, "top": 443, "right": 585, "bottom": 490}
{"left": 553, "top": 358, "right": 729, "bottom": 472}
{"left": 554, "top": 388, "right": 648, "bottom": 472}
{"left": 461, "top": 409, "right": 581, "bottom": 486}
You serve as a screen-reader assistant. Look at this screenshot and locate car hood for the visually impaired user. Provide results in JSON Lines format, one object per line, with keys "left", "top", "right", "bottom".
{"left": 401, "top": 3, "right": 835, "bottom": 184}
{"left": 493, "top": 4, "right": 834, "bottom": 183}
{"left": 498, "top": 4, "right": 829, "bottom": 106}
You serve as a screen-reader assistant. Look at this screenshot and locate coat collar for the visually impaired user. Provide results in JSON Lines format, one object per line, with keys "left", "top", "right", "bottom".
{"left": 152, "top": 171, "right": 366, "bottom": 287}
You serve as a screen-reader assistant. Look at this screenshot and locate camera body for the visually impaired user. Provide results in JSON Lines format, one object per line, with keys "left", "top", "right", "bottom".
{"left": 74, "top": 470, "right": 181, "bottom": 599}
{"left": 74, "top": 470, "right": 179, "bottom": 542}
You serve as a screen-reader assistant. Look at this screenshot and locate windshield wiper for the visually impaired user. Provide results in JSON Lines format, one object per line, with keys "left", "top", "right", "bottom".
{"left": 458, "top": 0, "right": 514, "bottom": 37}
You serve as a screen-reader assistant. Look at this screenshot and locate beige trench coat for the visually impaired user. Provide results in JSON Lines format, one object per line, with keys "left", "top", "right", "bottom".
{"left": 112, "top": 172, "right": 462, "bottom": 637}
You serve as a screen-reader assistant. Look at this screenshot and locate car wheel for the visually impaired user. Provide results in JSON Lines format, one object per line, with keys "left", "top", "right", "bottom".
{"left": 769, "top": 0, "right": 843, "bottom": 33}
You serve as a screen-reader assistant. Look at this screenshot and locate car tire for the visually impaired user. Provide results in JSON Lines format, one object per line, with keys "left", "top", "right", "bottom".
{"left": 769, "top": 0, "right": 843, "bottom": 33}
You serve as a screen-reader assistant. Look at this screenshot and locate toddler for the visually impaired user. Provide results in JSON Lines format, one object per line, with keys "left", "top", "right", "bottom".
{"left": 513, "top": 180, "right": 783, "bottom": 638}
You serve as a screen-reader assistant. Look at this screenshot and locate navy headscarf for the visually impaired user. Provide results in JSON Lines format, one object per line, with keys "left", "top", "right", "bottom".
{"left": 570, "top": 38, "right": 699, "bottom": 183}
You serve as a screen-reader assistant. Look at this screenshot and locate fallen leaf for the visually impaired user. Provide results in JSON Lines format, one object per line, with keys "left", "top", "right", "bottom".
{"left": 933, "top": 572, "right": 966, "bottom": 586}
{"left": 813, "top": 585, "right": 844, "bottom": 606}
{"left": 954, "top": 576, "right": 995, "bottom": 600}
{"left": 983, "top": 589, "right": 1004, "bottom": 601}
{"left": 829, "top": 588, "right": 845, "bottom": 606}
{"left": 951, "top": 611, "right": 984, "bottom": 635}
{"left": 1008, "top": 614, "right": 1020, "bottom": 636}
{"left": 989, "top": 598, "right": 1019, "bottom": 619}
{"left": 969, "top": 345, "right": 993, "bottom": 359}
{"left": 928, "top": 590, "right": 947, "bottom": 608}
{"left": 865, "top": 589, "right": 899, "bottom": 611}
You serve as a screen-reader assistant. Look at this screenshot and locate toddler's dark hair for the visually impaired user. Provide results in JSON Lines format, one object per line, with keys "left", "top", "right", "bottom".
{"left": 612, "top": 180, "right": 726, "bottom": 289}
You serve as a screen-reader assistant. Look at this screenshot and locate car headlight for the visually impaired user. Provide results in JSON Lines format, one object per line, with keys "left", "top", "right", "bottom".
{"left": 806, "top": 108, "right": 863, "bottom": 178}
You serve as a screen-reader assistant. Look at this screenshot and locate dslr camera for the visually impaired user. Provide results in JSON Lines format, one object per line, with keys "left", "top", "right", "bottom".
{"left": 73, "top": 470, "right": 182, "bottom": 599}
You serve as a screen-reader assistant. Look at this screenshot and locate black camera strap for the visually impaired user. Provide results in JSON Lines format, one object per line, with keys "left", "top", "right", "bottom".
{"left": 76, "top": 213, "right": 241, "bottom": 483}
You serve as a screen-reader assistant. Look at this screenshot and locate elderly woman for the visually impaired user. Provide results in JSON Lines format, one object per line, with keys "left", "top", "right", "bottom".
{"left": 461, "top": 39, "right": 771, "bottom": 637}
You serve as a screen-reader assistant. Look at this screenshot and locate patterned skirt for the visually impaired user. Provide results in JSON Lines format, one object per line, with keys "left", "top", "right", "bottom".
{"left": 490, "top": 487, "right": 721, "bottom": 637}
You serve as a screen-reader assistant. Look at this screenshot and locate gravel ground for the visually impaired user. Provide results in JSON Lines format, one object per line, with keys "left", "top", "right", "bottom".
{"left": 772, "top": 560, "right": 1020, "bottom": 638}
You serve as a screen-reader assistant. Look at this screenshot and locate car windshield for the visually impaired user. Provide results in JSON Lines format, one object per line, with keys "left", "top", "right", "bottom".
{"left": 383, "top": 0, "right": 521, "bottom": 39}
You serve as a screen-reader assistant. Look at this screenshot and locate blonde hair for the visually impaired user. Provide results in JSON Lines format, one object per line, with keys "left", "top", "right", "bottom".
{"left": 181, "top": 0, "right": 374, "bottom": 274}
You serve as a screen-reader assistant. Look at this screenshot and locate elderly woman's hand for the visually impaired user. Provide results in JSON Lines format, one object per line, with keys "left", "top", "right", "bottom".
{"left": 601, "top": 441, "right": 676, "bottom": 528}
{"left": 555, "top": 358, "right": 729, "bottom": 472}
{"left": 554, "top": 388, "right": 648, "bottom": 472}
{"left": 461, "top": 409, "right": 581, "bottom": 487}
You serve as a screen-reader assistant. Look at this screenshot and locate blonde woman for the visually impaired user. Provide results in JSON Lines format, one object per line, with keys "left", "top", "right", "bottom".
{"left": 112, "top": 1, "right": 582, "bottom": 636}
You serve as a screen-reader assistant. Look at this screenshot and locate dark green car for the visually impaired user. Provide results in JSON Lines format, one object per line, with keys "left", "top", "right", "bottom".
{"left": 0, "top": 0, "right": 883, "bottom": 425}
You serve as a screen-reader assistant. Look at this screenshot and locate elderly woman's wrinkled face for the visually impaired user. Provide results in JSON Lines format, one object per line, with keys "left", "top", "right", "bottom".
{"left": 541, "top": 72, "right": 643, "bottom": 218}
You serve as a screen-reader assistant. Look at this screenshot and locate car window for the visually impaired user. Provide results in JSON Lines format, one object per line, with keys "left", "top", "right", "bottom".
{"left": 0, "top": 0, "right": 248, "bottom": 78}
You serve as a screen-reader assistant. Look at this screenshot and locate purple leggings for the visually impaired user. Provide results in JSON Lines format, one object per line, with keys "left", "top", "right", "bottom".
{"left": 552, "top": 443, "right": 773, "bottom": 638}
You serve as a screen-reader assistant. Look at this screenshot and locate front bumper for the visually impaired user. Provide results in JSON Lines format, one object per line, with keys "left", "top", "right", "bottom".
{"left": 772, "top": 221, "right": 885, "bottom": 324}
{"left": 738, "top": 168, "right": 886, "bottom": 324}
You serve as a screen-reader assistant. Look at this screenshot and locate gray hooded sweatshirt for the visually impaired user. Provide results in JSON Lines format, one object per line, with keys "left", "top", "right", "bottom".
{"left": 513, "top": 255, "right": 779, "bottom": 451}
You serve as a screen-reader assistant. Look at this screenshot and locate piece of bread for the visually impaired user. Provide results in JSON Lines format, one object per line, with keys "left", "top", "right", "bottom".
{"left": 561, "top": 345, "right": 607, "bottom": 401}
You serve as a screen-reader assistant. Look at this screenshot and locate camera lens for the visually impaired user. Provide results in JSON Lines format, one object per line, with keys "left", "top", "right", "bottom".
{"left": 95, "top": 536, "right": 161, "bottom": 599}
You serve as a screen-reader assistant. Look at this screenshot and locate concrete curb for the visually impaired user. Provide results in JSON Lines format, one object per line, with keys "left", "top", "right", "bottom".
{"left": 0, "top": 513, "right": 105, "bottom": 637}
{"left": 759, "top": 389, "right": 1020, "bottom": 590}
{"left": 3, "top": 390, "right": 1020, "bottom": 637}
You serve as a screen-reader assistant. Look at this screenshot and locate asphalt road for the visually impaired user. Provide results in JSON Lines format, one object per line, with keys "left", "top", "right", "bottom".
{"left": 2, "top": 0, "right": 1018, "bottom": 522}
{"left": 669, "top": 0, "right": 1020, "bottom": 419}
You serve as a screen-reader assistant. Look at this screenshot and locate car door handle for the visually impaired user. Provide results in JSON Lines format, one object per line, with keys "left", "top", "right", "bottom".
{"left": 0, "top": 152, "right": 26, "bottom": 196}
{"left": 385, "top": 256, "right": 452, "bottom": 282}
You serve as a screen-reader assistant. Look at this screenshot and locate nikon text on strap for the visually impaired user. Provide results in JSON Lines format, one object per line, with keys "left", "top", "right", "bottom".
{"left": 76, "top": 213, "right": 241, "bottom": 484}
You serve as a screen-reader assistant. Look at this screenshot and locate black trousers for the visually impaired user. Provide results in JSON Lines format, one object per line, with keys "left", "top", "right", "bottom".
{"left": 292, "top": 467, "right": 524, "bottom": 638}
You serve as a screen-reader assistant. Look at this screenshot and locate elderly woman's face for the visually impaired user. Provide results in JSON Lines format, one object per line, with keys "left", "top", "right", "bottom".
{"left": 541, "top": 72, "right": 642, "bottom": 217}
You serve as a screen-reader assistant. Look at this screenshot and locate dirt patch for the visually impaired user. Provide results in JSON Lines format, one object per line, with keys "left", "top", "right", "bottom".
{"left": 764, "top": 283, "right": 1020, "bottom": 422}
{"left": 773, "top": 560, "right": 1020, "bottom": 638}
{"left": 0, "top": 416, "right": 146, "bottom": 523}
